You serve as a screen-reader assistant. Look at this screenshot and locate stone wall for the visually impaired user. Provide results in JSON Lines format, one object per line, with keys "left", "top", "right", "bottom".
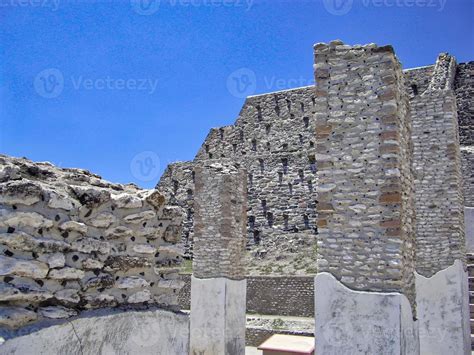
{"left": 462, "top": 147, "right": 474, "bottom": 207}
{"left": 455, "top": 62, "right": 474, "bottom": 146}
{"left": 157, "top": 59, "right": 472, "bottom": 276}
{"left": 411, "top": 53, "right": 466, "bottom": 277}
{"left": 178, "top": 274, "right": 314, "bottom": 317}
{"left": 313, "top": 41, "right": 416, "bottom": 307}
{"left": 0, "top": 155, "right": 183, "bottom": 334}
{"left": 192, "top": 162, "right": 247, "bottom": 280}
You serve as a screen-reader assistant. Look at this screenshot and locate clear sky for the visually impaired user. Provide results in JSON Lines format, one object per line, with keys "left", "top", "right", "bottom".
{"left": 1, "top": 0, "right": 473, "bottom": 188}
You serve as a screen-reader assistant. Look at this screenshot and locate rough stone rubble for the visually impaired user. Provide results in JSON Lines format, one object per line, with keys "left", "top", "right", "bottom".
{"left": 0, "top": 155, "right": 183, "bottom": 333}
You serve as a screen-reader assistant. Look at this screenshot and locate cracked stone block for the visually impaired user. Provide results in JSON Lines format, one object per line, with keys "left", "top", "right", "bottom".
{"left": 0, "top": 255, "right": 49, "bottom": 279}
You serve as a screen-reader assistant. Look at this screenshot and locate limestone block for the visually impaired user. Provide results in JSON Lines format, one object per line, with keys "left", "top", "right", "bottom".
{"left": 0, "top": 212, "right": 53, "bottom": 229}
{"left": 48, "top": 267, "right": 85, "bottom": 280}
{"left": 59, "top": 221, "right": 88, "bottom": 234}
{"left": 104, "top": 226, "right": 133, "bottom": 239}
{"left": 0, "top": 232, "right": 70, "bottom": 253}
{"left": 0, "top": 256, "right": 49, "bottom": 279}
{"left": 143, "top": 190, "right": 166, "bottom": 211}
{"left": 190, "top": 276, "right": 246, "bottom": 355}
{"left": 84, "top": 294, "right": 117, "bottom": 309}
{"left": 38, "top": 253, "right": 66, "bottom": 268}
{"left": 54, "top": 289, "right": 80, "bottom": 304}
{"left": 39, "top": 306, "right": 77, "bottom": 319}
{"left": 81, "top": 274, "right": 114, "bottom": 290}
{"left": 0, "top": 283, "right": 53, "bottom": 302}
{"left": 82, "top": 258, "right": 104, "bottom": 269}
{"left": 104, "top": 255, "right": 151, "bottom": 271}
{"left": 112, "top": 193, "right": 142, "bottom": 209}
{"left": 87, "top": 212, "right": 116, "bottom": 228}
{"left": 71, "top": 186, "right": 111, "bottom": 207}
{"left": 0, "top": 309, "right": 189, "bottom": 355}
{"left": 71, "top": 238, "right": 111, "bottom": 254}
{"left": 0, "top": 307, "right": 37, "bottom": 329}
{"left": 47, "top": 191, "right": 76, "bottom": 211}
{"left": 124, "top": 211, "right": 156, "bottom": 224}
{"left": 314, "top": 273, "right": 418, "bottom": 355}
{"left": 115, "top": 276, "right": 150, "bottom": 289}
{"left": 0, "top": 181, "right": 43, "bottom": 205}
{"left": 133, "top": 244, "right": 156, "bottom": 254}
{"left": 415, "top": 259, "right": 470, "bottom": 355}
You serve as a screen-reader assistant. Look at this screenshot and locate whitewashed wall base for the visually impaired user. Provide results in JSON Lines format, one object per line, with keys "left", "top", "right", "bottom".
{"left": 314, "top": 273, "right": 419, "bottom": 355}
{"left": 416, "top": 259, "right": 470, "bottom": 355}
{"left": 189, "top": 276, "right": 246, "bottom": 355}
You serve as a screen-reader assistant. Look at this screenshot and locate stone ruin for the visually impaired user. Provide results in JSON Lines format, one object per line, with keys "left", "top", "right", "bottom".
{"left": 157, "top": 51, "right": 474, "bottom": 277}
{"left": 0, "top": 39, "right": 472, "bottom": 355}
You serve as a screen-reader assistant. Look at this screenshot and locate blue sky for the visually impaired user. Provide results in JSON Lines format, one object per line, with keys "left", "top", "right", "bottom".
{"left": 0, "top": 0, "right": 472, "bottom": 188}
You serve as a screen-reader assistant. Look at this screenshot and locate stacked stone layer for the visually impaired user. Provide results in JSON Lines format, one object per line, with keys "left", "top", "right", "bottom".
{"left": 157, "top": 57, "right": 471, "bottom": 276}
{"left": 193, "top": 162, "right": 247, "bottom": 280}
{"left": 313, "top": 41, "right": 416, "bottom": 307}
{"left": 412, "top": 54, "right": 466, "bottom": 277}
{"left": 0, "top": 155, "right": 183, "bottom": 332}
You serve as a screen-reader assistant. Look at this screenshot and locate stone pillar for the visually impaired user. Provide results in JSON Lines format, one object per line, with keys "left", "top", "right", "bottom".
{"left": 189, "top": 162, "right": 247, "bottom": 355}
{"left": 411, "top": 53, "right": 470, "bottom": 355}
{"left": 313, "top": 40, "right": 418, "bottom": 354}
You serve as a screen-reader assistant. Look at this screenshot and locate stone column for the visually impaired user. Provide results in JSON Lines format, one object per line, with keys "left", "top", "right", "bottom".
{"left": 411, "top": 53, "right": 470, "bottom": 355}
{"left": 313, "top": 40, "right": 418, "bottom": 354}
{"left": 189, "top": 162, "right": 247, "bottom": 355}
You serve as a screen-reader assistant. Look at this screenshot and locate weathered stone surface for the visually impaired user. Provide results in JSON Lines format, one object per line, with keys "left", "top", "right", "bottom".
{"left": 112, "top": 193, "right": 142, "bottom": 209}
{"left": 0, "top": 212, "right": 53, "bottom": 230}
{"left": 0, "top": 283, "right": 53, "bottom": 302}
{"left": 82, "top": 274, "right": 114, "bottom": 290}
{"left": 38, "top": 253, "right": 66, "bottom": 268}
{"left": 133, "top": 244, "right": 156, "bottom": 254}
{"left": 0, "top": 309, "right": 189, "bottom": 354}
{"left": 115, "top": 276, "right": 150, "bottom": 289}
{"left": 0, "top": 307, "right": 38, "bottom": 329}
{"left": 128, "top": 290, "right": 151, "bottom": 303}
{"left": 48, "top": 267, "right": 85, "bottom": 280}
{"left": 39, "top": 306, "right": 77, "bottom": 319}
{"left": 54, "top": 289, "right": 80, "bottom": 304}
{"left": 0, "top": 256, "right": 49, "bottom": 279}
{"left": 47, "top": 191, "right": 76, "bottom": 211}
{"left": 0, "top": 181, "right": 43, "bottom": 206}
{"left": 0, "top": 155, "right": 183, "bottom": 330}
{"left": 82, "top": 258, "right": 104, "bottom": 269}
{"left": 71, "top": 238, "right": 111, "bottom": 254}
{"left": 314, "top": 273, "right": 418, "bottom": 355}
{"left": 415, "top": 259, "right": 470, "bottom": 355}
{"left": 104, "top": 226, "right": 134, "bottom": 239}
{"left": 87, "top": 212, "right": 116, "bottom": 228}
{"left": 0, "top": 232, "right": 70, "bottom": 253}
{"left": 124, "top": 211, "right": 156, "bottom": 224}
